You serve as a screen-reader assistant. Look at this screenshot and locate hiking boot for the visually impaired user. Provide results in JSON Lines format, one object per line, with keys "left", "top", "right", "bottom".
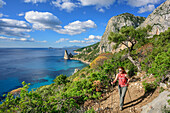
{"left": 120, "top": 106, "right": 123, "bottom": 111}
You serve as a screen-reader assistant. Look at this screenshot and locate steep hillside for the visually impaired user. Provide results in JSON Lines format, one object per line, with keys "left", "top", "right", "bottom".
{"left": 72, "top": 42, "right": 100, "bottom": 63}
{"left": 139, "top": 0, "right": 170, "bottom": 36}
{"left": 98, "top": 13, "right": 145, "bottom": 53}
{"left": 0, "top": 1, "right": 169, "bottom": 112}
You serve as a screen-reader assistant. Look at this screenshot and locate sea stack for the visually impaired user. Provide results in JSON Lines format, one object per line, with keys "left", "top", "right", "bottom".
{"left": 64, "top": 50, "right": 73, "bottom": 59}
{"left": 64, "top": 50, "right": 69, "bottom": 59}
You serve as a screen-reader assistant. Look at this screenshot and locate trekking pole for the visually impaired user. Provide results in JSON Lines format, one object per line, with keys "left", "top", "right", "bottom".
{"left": 127, "top": 88, "right": 136, "bottom": 113}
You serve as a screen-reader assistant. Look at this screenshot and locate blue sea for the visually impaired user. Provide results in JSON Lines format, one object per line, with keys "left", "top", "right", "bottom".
{"left": 0, "top": 48, "right": 88, "bottom": 101}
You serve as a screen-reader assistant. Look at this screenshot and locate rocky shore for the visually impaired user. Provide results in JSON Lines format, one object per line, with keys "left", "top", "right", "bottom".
{"left": 70, "top": 57, "right": 91, "bottom": 65}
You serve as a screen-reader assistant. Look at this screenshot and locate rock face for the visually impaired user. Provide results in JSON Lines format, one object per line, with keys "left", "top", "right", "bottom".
{"left": 139, "top": 0, "right": 170, "bottom": 36}
{"left": 141, "top": 91, "right": 170, "bottom": 113}
{"left": 98, "top": 13, "right": 145, "bottom": 53}
{"left": 73, "top": 68, "right": 80, "bottom": 74}
{"left": 64, "top": 50, "right": 69, "bottom": 59}
{"left": 64, "top": 50, "right": 73, "bottom": 59}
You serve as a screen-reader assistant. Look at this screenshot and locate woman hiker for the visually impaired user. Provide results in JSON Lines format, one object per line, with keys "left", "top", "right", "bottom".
{"left": 111, "top": 67, "right": 130, "bottom": 111}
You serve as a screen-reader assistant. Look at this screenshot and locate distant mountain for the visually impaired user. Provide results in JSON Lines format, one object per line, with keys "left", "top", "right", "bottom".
{"left": 63, "top": 45, "right": 83, "bottom": 49}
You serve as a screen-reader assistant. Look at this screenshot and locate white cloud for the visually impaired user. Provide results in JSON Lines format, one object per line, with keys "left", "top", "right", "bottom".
{"left": 55, "top": 38, "right": 69, "bottom": 43}
{"left": 52, "top": 0, "right": 77, "bottom": 12}
{"left": 18, "top": 12, "right": 24, "bottom": 16}
{"left": 25, "top": 11, "right": 97, "bottom": 35}
{"left": 0, "top": 36, "right": 47, "bottom": 42}
{"left": 25, "top": 11, "right": 61, "bottom": 30}
{"left": 69, "top": 34, "right": 101, "bottom": 44}
{"left": 69, "top": 39, "right": 99, "bottom": 43}
{"left": 126, "top": 0, "right": 161, "bottom": 7}
{"left": 69, "top": 40, "right": 85, "bottom": 43}
{"left": 24, "top": 0, "right": 47, "bottom": 4}
{"left": 99, "top": 8, "right": 105, "bottom": 13}
{"left": 56, "top": 20, "right": 97, "bottom": 35}
{"left": 0, "top": 13, "right": 3, "bottom": 17}
{"left": 0, "top": 18, "right": 32, "bottom": 37}
{"left": 0, "top": 0, "right": 6, "bottom": 8}
{"left": 138, "top": 4, "right": 155, "bottom": 13}
{"left": 52, "top": 0, "right": 115, "bottom": 12}
{"left": 84, "top": 35, "right": 101, "bottom": 40}
{"left": 78, "top": 0, "right": 115, "bottom": 11}
{"left": 0, "top": 19, "right": 31, "bottom": 29}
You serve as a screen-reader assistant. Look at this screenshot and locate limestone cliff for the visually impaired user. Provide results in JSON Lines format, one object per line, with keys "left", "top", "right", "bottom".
{"left": 64, "top": 50, "right": 69, "bottom": 59}
{"left": 64, "top": 50, "right": 73, "bottom": 59}
{"left": 139, "top": 0, "right": 170, "bottom": 36}
{"left": 98, "top": 13, "right": 145, "bottom": 53}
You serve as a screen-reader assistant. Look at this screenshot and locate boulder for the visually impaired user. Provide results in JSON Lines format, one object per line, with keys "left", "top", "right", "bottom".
{"left": 141, "top": 91, "right": 170, "bottom": 113}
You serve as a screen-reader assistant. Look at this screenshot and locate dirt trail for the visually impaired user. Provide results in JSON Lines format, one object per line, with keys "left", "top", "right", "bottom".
{"left": 85, "top": 74, "right": 160, "bottom": 113}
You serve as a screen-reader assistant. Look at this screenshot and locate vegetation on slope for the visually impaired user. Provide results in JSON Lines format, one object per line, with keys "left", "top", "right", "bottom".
{"left": 0, "top": 27, "right": 169, "bottom": 112}
{"left": 73, "top": 42, "right": 100, "bottom": 62}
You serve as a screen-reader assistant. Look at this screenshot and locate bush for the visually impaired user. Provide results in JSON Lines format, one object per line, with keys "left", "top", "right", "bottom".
{"left": 142, "top": 81, "right": 157, "bottom": 93}
{"left": 53, "top": 74, "right": 68, "bottom": 85}
{"left": 148, "top": 51, "right": 169, "bottom": 79}
{"left": 90, "top": 53, "right": 113, "bottom": 69}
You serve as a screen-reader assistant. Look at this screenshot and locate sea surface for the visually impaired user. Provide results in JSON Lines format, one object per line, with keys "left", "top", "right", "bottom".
{"left": 0, "top": 48, "right": 88, "bottom": 101}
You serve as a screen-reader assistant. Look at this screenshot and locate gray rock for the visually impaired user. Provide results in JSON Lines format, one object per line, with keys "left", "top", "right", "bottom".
{"left": 73, "top": 68, "right": 80, "bottom": 74}
{"left": 141, "top": 91, "right": 170, "bottom": 113}
{"left": 160, "top": 83, "right": 168, "bottom": 89}
{"left": 98, "top": 13, "right": 145, "bottom": 53}
{"left": 64, "top": 50, "right": 73, "bottom": 59}
{"left": 139, "top": 0, "right": 170, "bottom": 36}
{"left": 64, "top": 50, "right": 69, "bottom": 59}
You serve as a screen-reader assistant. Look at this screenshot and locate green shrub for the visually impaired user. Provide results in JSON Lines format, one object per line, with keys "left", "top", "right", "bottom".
{"left": 85, "top": 108, "right": 96, "bottom": 113}
{"left": 142, "top": 81, "right": 157, "bottom": 93}
{"left": 148, "top": 51, "right": 169, "bottom": 79}
{"left": 53, "top": 74, "right": 68, "bottom": 85}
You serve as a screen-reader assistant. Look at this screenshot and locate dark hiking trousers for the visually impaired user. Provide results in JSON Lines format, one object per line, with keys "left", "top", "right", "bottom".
{"left": 118, "top": 85, "right": 127, "bottom": 107}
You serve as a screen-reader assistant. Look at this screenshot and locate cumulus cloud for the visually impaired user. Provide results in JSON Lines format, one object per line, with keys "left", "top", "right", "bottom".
{"left": 52, "top": 0, "right": 77, "bottom": 12}
{"left": 25, "top": 11, "right": 61, "bottom": 30}
{"left": 56, "top": 20, "right": 97, "bottom": 35}
{"left": 119, "top": 0, "right": 162, "bottom": 13}
{"left": 0, "top": 0, "right": 6, "bottom": 8}
{"left": 138, "top": 4, "right": 155, "bottom": 13}
{"left": 24, "top": 11, "right": 96, "bottom": 35}
{"left": 51, "top": 0, "right": 115, "bottom": 12}
{"left": 69, "top": 39, "right": 99, "bottom": 43}
{"left": 0, "top": 18, "right": 32, "bottom": 37}
{"left": 18, "top": 12, "right": 24, "bottom": 16}
{"left": 55, "top": 38, "right": 69, "bottom": 43}
{"left": 0, "top": 36, "right": 47, "bottom": 42}
{"left": 24, "top": 0, "right": 47, "bottom": 4}
{"left": 84, "top": 35, "right": 101, "bottom": 40}
{"left": 78, "top": 0, "right": 115, "bottom": 11}
{"left": 126, "top": 0, "right": 161, "bottom": 7}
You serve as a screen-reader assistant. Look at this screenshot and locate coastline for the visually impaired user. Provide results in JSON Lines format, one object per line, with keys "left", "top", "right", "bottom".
{"left": 70, "top": 57, "right": 91, "bottom": 65}
{"left": 73, "top": 51, "right": 82, "bottom": 54}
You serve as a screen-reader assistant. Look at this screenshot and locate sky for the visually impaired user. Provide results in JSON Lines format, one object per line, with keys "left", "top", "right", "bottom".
{"left": 0, "top": 0, "right": 166, "bottom": 48}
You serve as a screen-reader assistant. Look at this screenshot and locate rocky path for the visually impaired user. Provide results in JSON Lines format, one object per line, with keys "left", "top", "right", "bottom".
{"left": 85, "top": 75, "right": 162, "bottom": 113}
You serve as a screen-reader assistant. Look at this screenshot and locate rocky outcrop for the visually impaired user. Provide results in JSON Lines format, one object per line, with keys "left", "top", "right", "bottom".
{"left": 73, "top": 68, "right": 80, "bottom": 74}
{"left": 139, "top": 0, "right": 170, "bottom": 36}
{"left": 141, "top": 91, "right": 170, "bottom": 113}
{"left": 64, "top": 50, "right": 73, "bottom": 59}
{"left": 98, "top": 13, "right": 145, "bottom": 53}
{"left": 64, "top": 50, "right": 69, "bottom": 59}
